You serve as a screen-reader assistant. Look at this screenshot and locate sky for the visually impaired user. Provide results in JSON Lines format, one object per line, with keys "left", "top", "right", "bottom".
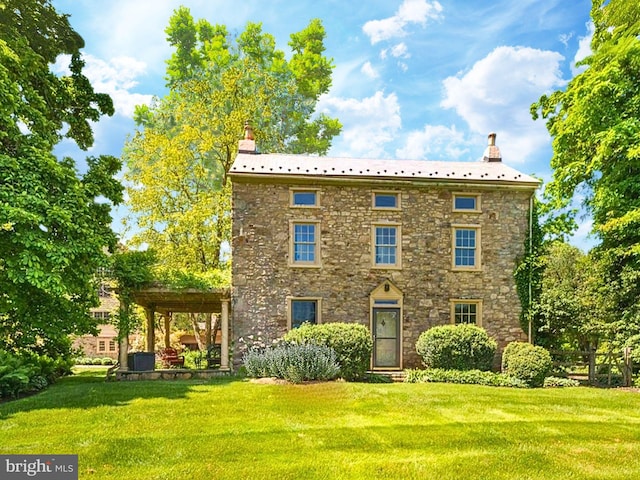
{"left": 51, "top": 0, "right": 596, "bottom": 250}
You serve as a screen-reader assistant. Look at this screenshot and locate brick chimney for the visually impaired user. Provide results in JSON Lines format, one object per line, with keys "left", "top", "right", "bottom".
{"left": 482, "top": 132, "right": 501, "bottom": 162}
{"left": 238, "top": 121, "right": 257, "bottom": 154}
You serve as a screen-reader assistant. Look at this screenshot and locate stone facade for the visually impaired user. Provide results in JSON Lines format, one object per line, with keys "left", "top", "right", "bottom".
{"left": 230, "top": 149, "right": 538, "bottom": 370}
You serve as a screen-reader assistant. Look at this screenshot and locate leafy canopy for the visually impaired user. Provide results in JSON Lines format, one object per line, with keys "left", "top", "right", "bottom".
{"left": 124, "top": 8, "right": 341, "bottom": 281}
{"left": 0, "top": 0, "right": 122, "bottom": 356}
{"left": 531, "top": 0, "right": 640, "bottom": 338}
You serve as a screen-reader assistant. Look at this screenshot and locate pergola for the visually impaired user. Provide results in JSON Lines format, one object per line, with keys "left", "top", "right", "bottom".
{"left": 118, "top": 286, "right": 232, "bottom": 371}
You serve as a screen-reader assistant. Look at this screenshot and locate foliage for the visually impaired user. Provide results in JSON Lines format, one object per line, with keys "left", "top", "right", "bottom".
{"left": 514, "top": 196, "right": 544, "bottom": 339}
{"left": 124, "top": 8, "right": 341, "bottom": 281}
{"left": 534, "top": 242, "right": 613, "bottom": 351}
{"left": 502, "top": 342, "right": 553, "bottom": 387}
{"left": 242, "top": 343, "right": 340, "bottom": 383}
{"left": 404, "top": 368, "right": 528, "bottom": 388}
{"left": 415, "top": 324, "right": 497, "bottom": 371}
{"left": 110, "top": 249, "right": 156, "bottom": 338}
{"left": 153, "top": 267, "right": 230, "bottom": 290}
{"left": 75, "top": 357, "right": 116, "bottom": 366}
{"left": 543, "top": 376, "right": 580, "bottom": 388}
{"left": 283, "top": 323, "right": 372, "bottom": 381}
{"left": 0, "top": 0, "right": 122, "bottom": 357}
{"left": 0, "top": 349, "right": 72, "bottom": 398}
{"left": 531, "top": 0, "right": 640, "bottom": 344}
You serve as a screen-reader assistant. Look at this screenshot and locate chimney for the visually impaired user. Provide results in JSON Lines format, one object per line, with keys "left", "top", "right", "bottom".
{"left": 482, "top": 132, "right": 501, "bottom": 162}
{"left": 238, "top": 121, "right": 257, "bottom": 154}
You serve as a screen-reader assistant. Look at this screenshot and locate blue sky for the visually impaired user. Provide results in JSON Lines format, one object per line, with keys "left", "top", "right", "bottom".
{"left": 51, "top": 0, "right": 595, "bottom": 249}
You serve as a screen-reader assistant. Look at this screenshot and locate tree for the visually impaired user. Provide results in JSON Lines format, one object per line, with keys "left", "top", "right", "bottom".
{"left": 535, "top": 242, "right": 612, "bottom": 351}
{"left": 124, "top": 8, "right": 341, "bottom": 277}
{"left": 531, "top": 0, "right": 640, "bottom": 339}
{"left": 0, "top": 0, "right": 122, "bottom": 356}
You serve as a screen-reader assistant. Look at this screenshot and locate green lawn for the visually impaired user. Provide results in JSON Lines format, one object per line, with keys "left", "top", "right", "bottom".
{"left": 1, "top": 370, "right": 640, "bottom": 480}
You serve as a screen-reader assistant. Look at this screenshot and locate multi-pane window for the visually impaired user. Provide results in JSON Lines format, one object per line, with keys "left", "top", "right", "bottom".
{"left": 453, "top": 194, "right": 480, "bottom": 212}
{"left": 453, "top": 227, "right": 480, "bottom": 269}
{"left": 108, "top": 340, "right": 116, "bottom": 352}
{"left": 290, "top": 299, "right": 318, "bottom": 329}
{"left": 97, "top": 340, "right": 106, "bottom": 353}
{"left": 292, "top": 223, "right": 317, "bottom": 264}
{"left": 374, "top": 226, "right": 398, "bottom": 266}
{"left": 291, "top": 190, "right": 318, "bottom": 207}
{"left": 373, "top": 192, "right": 399, "bottom": 209}
{"left": 451, "top": 300, "right": 482, "bottom": 326}
{"left": 92, "top": 311, "right": 110, "bottom": 322}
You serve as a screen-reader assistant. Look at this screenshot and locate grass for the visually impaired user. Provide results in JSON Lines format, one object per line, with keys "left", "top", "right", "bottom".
{"left": 2, "top": 369, "right": 640, "bottom": 479}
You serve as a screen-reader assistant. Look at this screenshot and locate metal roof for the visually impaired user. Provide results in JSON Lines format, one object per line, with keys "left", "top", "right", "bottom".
{"left": 230, "top": 153, "right": 540, "bottom": 187}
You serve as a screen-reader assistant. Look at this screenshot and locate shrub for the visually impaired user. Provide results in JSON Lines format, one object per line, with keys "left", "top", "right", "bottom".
{"left": 91, "top": 357, "right": 104, "bottom": 365}
{"left": 243, "top": 343, "right": 340, "bottom": 383}
{"left": 0, "top": 350, "right": 72, "bottom": 398}
{"left": 543, "top": 376, "right": 580, "bottom": 388}
{"left": 404, "top": 368, "right": 527, "bottom": 388}
{"left": 415, "top": 324, "right": 497, "bottom": 371}
{"left": 101, "top": 357, "right": 115, "bottom": 365}
{"left": 502, "top": 342, "right": 553, "bottom": 387}
{"left": 284, "top": 323, "right": 372, "bottom": 381}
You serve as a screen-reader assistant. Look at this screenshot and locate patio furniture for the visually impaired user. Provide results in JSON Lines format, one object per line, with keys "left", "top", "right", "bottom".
{"left": 160, "top": 347, "right": 185, "bottom": 368}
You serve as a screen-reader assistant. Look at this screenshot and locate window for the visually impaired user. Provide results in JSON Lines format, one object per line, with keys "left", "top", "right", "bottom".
{"left": 92, "top": 311, "right": 110, "bottom": 322}
{"left": 373, "top": 192, "right": 400, "bottom": 209}
{"left": 291, "top": 189, "right": 318, "bottom": 207}
{"left": 98, "top": 283, "right": 111, "bottom": 297}
{"left": 290, "top": 221, "right": 320, "bottom": 266}
{"left": 288, "top": 298, "right": 321, "bottom": 329}
{"left": 109, "top": 340, "right": 116, "bottom": 352}
{"left": 97, "top": 340, "right": 106, "bottom": 353}
{"left": 453, "top": 193, "right": 481, "bottom": 212}
{"left": 452, "top": 225, "right": 481, "bottom": 270}
{"left": 373, "top": 224, "right": 401, "bottom": 268}
{"left": 450, "top": 300, "right": 482, "bottom": 326}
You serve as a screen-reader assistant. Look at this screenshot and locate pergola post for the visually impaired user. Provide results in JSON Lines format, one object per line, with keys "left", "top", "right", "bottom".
{"left": 221, "top": 299, "right": 230, "bottom": 370}
{"left": 145, "top": 306, "right": 155, "bottom": 353}
{"left": 118, "top": 335, "right": 129, "bottom": 371}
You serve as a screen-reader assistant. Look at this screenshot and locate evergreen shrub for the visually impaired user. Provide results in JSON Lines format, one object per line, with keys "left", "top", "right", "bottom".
{"left": 415, "top": 324, "right": 497, "bottom": 371}
{"left": 502, "top": 342, "right": 553, "bottom": 387}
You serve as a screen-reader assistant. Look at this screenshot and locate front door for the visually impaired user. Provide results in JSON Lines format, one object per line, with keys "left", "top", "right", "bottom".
{"left": 373, "top": 308, "right": 401, "bottom": 369}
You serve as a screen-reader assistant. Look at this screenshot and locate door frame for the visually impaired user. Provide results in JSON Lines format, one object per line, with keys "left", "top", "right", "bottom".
{"left": 369, "top": 280, "right": 403, "bottom": 370}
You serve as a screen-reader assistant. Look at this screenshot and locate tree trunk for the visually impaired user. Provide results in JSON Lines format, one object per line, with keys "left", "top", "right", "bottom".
{"left": 191, "top": 313, "right": 203, "bottom": 351}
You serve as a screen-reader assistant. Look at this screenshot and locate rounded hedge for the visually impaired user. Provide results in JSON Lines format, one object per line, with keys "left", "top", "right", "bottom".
{"left": 415, "top": 324, "right": 497, "bottom": 371}
{"left": 283, "top": 323, "right": 373, "bottom": 381}
{"left": 501, "top": 341, "right": 553, "bottom": 387}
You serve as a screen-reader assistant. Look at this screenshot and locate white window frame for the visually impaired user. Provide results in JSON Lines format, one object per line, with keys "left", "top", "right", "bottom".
{"left": 451, "top": 224, "right": 481, "bottom": 271}
{"left": 289, "top": 220, "right": 321, "bottom": 267}
{"left": 452, "top": 193, "right": 481, "bottom": 213}
{"left": 372, "top": 223, "right": 402, "bottom": 269}
{"left": 290, "top": 188, "right": 320, "bottom": 208}
{"left": 450, "top": 299, "right": 483, "bottom": 326}
{"left": 287, "top": 297, "right": 323, "bottom": 330}
{"left": 372, "top": 191, "right": 401, "bottom": 210}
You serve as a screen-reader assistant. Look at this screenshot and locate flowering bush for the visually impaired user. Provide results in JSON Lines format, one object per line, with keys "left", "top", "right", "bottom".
{"left": 243, "top": 343, "right": 340, "bottom": 383}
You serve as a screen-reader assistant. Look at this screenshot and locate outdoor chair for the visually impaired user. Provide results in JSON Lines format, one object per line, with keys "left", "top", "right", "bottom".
{"left": 160, "top": 347, "right": 185, "bottom": 368}
{"left": 206, "top": 344, "right": 221, "bottom": 369}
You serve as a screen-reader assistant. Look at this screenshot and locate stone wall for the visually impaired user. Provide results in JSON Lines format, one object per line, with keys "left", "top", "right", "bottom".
{"left": 231, "top": 180, "right": 532, "bottom": 368}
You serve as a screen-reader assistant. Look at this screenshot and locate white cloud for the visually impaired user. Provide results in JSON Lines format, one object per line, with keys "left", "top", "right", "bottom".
{"left": 363, "top": 0, "right": 443, "bottom": 44}
{"left": 390, "top": 42, "right": 410, "bottom": 58}
{"left": 398, "top": 62, "right": 409, "bottom": 72}
{"left": 361, "top": 61, "right": 379, "bottom": 79}
{"left": 318, "top": 91, "right": 402, "bottom": 158}
{"left": 572, "top": 22, "right": 594, "bottom": 76}
{"left": 396, "top": 124, "right": 469, "bottom": 160}
{"left": 54, "top": 54, "right": 153, "bottom": 118}
{"left": 559, "top": 32, "right": 573, "bottom": 47}
{"left": 441, "top": 46, "right": 566, "bottom": 162}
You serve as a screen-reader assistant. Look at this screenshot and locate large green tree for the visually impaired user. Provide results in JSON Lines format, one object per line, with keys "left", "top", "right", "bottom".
{"left": 0, "top": 0, "right": 122, "bottom": 356}
{"left": 531, "top": 0, "right": 640, "bottom": 338}
{"left": 124, "top": 8, "right": 341, "bottom": 277}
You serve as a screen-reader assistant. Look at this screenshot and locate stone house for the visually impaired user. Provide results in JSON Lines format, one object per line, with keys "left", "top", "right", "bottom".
{"left": 72, "top": 283, "right": 120, "bottom": 359}
{"left": 229, "top": 133, "right": 539, "bottom": 369}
